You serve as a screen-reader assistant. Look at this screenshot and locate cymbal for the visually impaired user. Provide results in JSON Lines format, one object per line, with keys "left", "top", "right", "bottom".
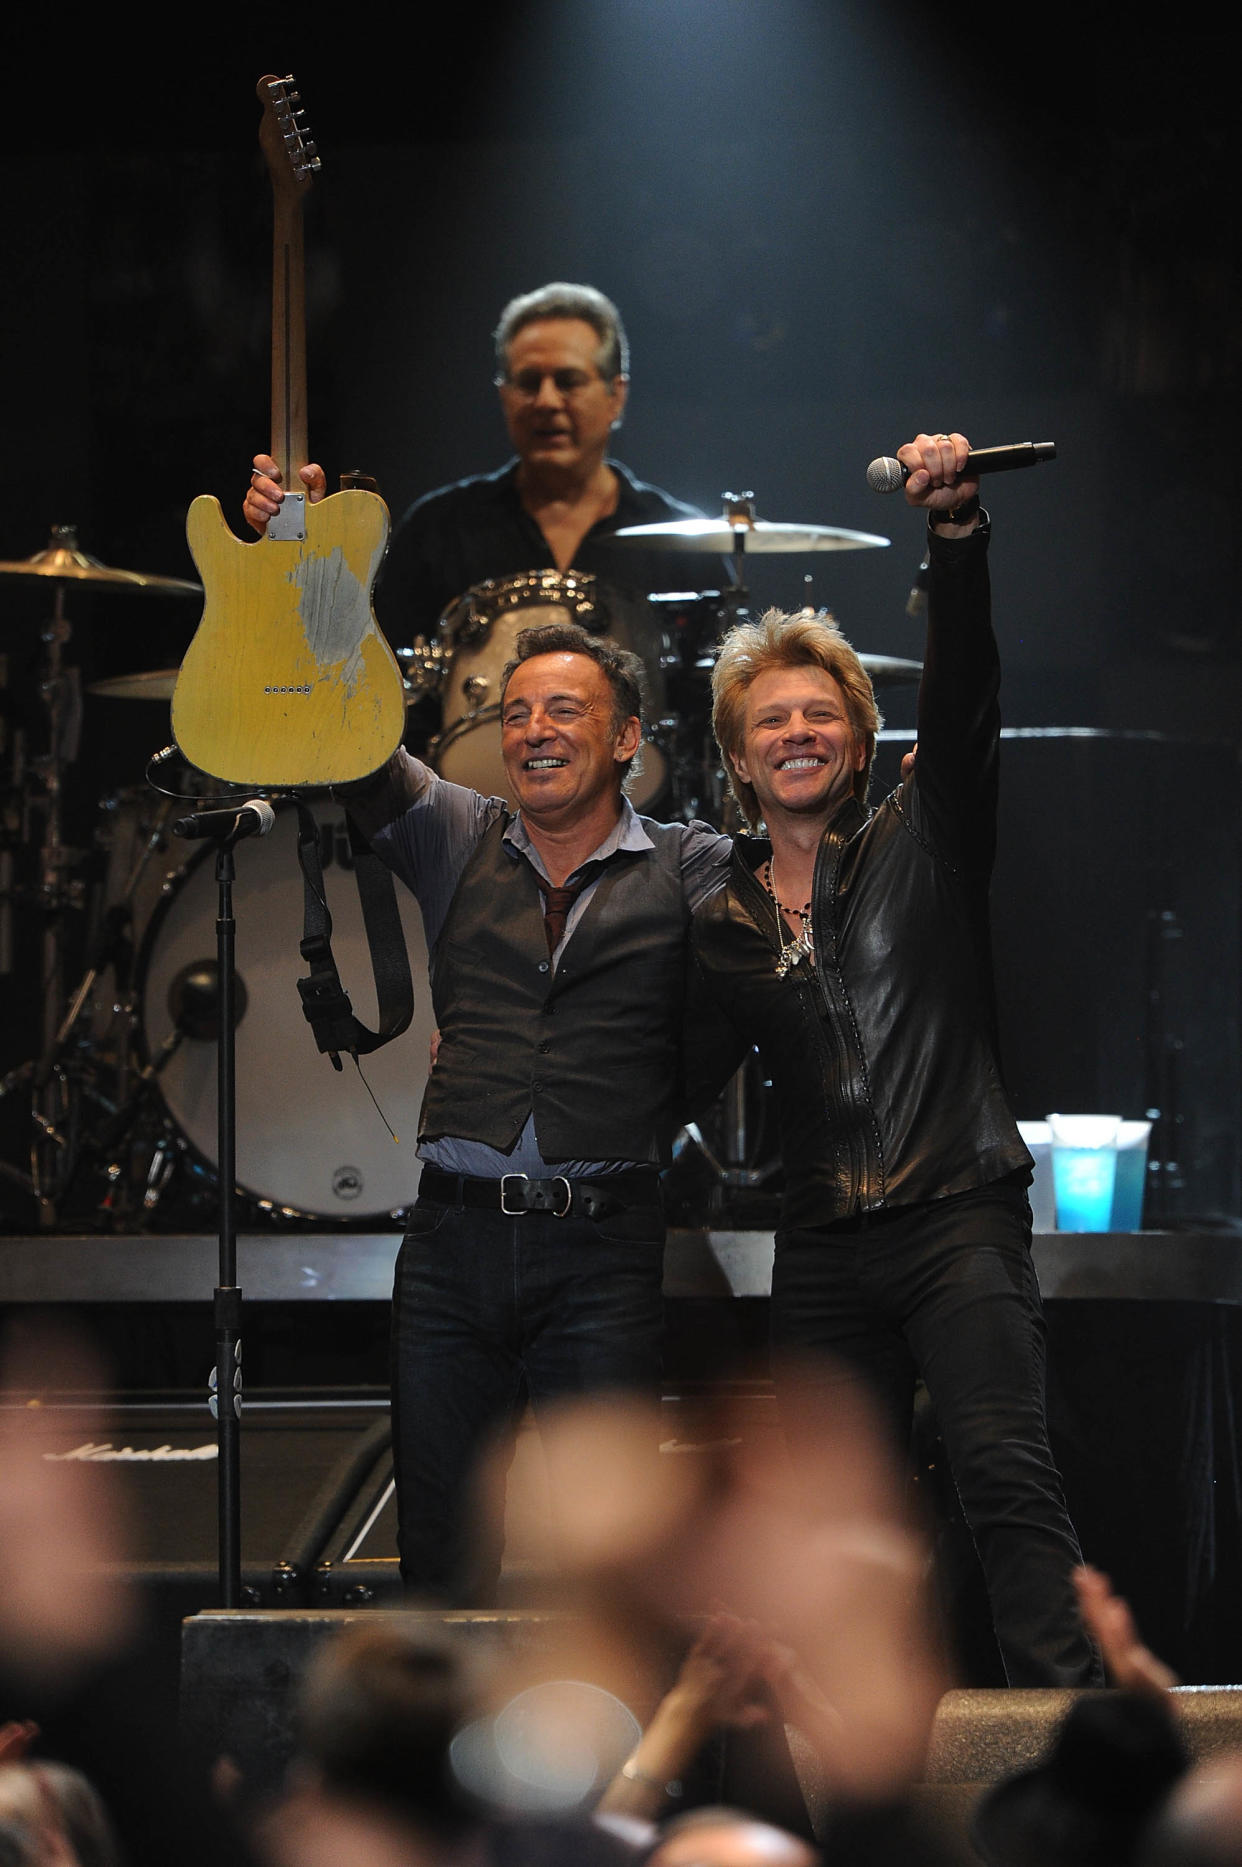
{"left": 613, "top": 518, "right": 890, "bottom": 553}
{"left": 88, "top": 669, "right": 178, "bottom": 701}
{"left": 89, "top": 666, "right": 433, "bottom": 709}
{"left": 0, "top": 526, "right": 201, "bottom": 595}
{"left": 860, "top": 655, "right": 922, "bottom": 687}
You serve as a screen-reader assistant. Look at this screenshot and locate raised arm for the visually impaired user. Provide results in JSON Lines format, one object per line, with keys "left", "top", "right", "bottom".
{"left": 898, "top": 430, "right": 999, "bottom": 874}
{"left": 336, "top": 747, "right": 436, "bottom": 839}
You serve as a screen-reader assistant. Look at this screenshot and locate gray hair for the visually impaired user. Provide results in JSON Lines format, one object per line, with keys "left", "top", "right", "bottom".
{"left": 494, "top": 282, "right": 629, "bottom": 382}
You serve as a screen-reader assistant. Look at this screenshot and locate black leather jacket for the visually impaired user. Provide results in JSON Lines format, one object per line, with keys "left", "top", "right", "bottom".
{"left": 687, "top": 520, "right": 1032, "bottom": 1230}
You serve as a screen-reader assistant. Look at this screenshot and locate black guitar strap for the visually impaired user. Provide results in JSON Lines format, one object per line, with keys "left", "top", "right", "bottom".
{"left": 294, "top": 800, "right": 414, "bottom": 1069}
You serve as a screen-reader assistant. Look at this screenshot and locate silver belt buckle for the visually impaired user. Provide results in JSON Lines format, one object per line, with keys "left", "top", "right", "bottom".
{"left": 500, "top": 1173, "right": 528, "bottom": 1215}
{"left": 500, "top": 1173, "right": 573, "bottom": 1217}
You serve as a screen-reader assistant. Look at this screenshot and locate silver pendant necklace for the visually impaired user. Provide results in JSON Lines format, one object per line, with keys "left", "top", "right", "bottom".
{"left": 764, "top": 859, "right": 814, "bottom": 978}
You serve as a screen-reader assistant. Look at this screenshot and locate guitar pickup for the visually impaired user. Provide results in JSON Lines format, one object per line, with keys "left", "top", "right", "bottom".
{"left": 268, "top": 491, "right": 306, "bottom": 542}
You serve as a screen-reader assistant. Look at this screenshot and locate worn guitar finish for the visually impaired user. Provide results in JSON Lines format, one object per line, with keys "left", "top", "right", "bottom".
{"left": 173, "top": 75, "right": 404, "bottom": 787}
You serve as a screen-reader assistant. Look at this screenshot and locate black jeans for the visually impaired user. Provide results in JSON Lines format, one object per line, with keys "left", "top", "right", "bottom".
{"left": 771, "top": 1181, "right": 1101, "bottom": 1687}
{"left": 390, "top": 1194, "right": 665, "bottom": 1601}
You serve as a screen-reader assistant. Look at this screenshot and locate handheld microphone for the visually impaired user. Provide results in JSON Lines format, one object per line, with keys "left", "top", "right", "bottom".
{"left": 172, "top": 799, "right": 277, "bottom": 841}
{"left": 866, "top": 440, "right": 1057, "bottom": 493}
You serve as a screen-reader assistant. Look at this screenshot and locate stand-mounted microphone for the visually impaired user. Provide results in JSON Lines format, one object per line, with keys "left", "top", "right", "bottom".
{"left": 173, "top": 799, "right": 276, "bottom": 841}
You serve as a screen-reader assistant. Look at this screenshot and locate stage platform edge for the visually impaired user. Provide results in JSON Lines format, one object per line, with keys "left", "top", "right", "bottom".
{"left": 180, "top": 1608, "right": 1242, "bottom": 1843}
{"left": 2, "top": 1229, "right": 1241, "bottom": 1304}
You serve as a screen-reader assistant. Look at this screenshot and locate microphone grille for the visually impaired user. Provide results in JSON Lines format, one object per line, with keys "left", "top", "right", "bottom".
{"left": 865, "top": 455, "right": 905, "bottom": 495}
{"left": 243, "top": 798, "right": 277, "bottom": 834}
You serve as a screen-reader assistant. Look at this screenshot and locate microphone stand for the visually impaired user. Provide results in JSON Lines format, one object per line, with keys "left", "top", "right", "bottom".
{"left": 212, "top": 829, "right": 243, "bottom": 1607}
{"left": 162, "top": 821, "right": 246, "bottom": 1607}
{"left": 168, "top": 793, "right": 275, "bottom": 1606}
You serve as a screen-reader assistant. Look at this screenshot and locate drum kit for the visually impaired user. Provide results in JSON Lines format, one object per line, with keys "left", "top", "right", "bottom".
{"left": 0, "top": 500, "right": 918, "bottom": 1233}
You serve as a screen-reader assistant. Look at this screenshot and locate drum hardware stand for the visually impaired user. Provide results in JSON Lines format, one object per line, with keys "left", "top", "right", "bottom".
{"left": 0, "top": 795, "right": 181, "bottom": 1227}
{"left": 66, "top": 790, "right": 178, "bottom": 1065}
{"left": 31, "top": 581, "right": 88, "bottom": 1222}
{"left": 717, "top": 1064, "right": 780, "bottom": 1190}
{"left": 720, "top": 490, "right": 755, "bottom": 600}
{"left": 0, "top": 528, "right": 200, "bottom": 1227}
{"left": 0, "top": 577, "right": 92, "bottom": 1225}
{"left": 675, "top": 1058, "right": 783, "bottom": 1226}
{"left": 0, "top": 648, "right": 20, "bottom": 983}
{"left": 61, "top": 1021, "right": 190, "bottom": 1226}
{"left": 1143, "top": 905, "right": 1186, "bottom": 1223}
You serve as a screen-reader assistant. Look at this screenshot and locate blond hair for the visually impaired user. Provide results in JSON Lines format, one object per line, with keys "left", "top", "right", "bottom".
{"left": 711, "top": 608, "right": 882, "bottom": 830}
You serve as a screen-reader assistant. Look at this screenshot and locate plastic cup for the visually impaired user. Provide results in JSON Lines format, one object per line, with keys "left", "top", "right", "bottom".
{"left": 1046, "top": 1114, "right": 1121, "bottom": 1232}
{"left": 1110, "top": 1119, "right": 1152, "bottom": 1231}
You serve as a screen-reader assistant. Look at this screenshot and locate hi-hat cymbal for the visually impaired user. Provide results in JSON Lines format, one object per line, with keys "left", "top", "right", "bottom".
{"left": 860, "top": 654, "right": 922, "bottom": 688}
{"left": 613, "top": 517, "right": 890, "bottom": 553}
{"left": 0, "top": 526, "right": 201, "bottom": 595}
{"left": 88, "top": 669, "right": 179, "bottom": 701}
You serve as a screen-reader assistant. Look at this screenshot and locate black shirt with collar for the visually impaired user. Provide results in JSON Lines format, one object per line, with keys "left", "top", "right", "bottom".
{"left": 377, "top": 457, "right": 718, "bottom": 644}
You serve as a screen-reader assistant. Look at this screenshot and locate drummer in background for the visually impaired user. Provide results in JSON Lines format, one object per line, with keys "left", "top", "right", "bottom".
{"left": 243, "top": 280, "right": 713, "bottom": 636}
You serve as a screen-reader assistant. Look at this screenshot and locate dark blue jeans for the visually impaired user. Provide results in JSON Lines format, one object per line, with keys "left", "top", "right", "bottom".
{"left": 391, "top": 1194, "right": 665, "bottom": 1602}
{"left": 771, "top": 1181, "right": 1101, "bottom": 1687}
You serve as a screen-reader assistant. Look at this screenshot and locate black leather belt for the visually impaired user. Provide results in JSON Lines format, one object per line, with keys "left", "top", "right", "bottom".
{"left": 418, "top": 1165, "right": 659, "bottom": 1221}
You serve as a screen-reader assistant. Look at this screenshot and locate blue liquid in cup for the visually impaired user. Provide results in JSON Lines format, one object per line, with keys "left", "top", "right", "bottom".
{"left": 1052, "top": 1146, "right": 1118, "bottom": 1232}
{"left": 1110, "top": 1146, "right": 1147, "bottom": 1231}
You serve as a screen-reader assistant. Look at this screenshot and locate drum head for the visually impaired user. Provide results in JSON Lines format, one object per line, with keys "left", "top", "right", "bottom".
{"left": 139, "top": 804, "right": 436, "bottom": 1218}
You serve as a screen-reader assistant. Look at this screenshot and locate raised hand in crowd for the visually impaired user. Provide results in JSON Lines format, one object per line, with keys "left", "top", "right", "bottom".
{"left": 1074, "top": 1565, "right": 1180, "bottom": 1698}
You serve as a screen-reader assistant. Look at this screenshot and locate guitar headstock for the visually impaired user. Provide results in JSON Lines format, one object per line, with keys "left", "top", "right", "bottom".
{"left": 257, "top": 74, "right": 322, "bottom": 203}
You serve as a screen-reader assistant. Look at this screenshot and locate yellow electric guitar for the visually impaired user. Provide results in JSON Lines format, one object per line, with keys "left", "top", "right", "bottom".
{"left": 173, "top": 75, "right": 405, "bottom": 787}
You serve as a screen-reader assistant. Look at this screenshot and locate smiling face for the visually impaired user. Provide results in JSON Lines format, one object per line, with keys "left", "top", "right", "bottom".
{"left": 496, "top": 317, "right": 628, "bottom": 479}
{"left": 500, "top": 651, "right": 640, "bottom": 829}
{"left": 730, "top": 663, "right": 866, "bottom": 830}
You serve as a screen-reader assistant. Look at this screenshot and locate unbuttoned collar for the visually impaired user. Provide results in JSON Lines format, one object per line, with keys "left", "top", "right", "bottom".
{"left": 828, "top": 794, "right": 868, "bottom": 839}
{"left": 492, "top": 456, "right": 655, "bottom": 523}
{"left": 503, "top": 794, "right": 654, "bottom": 885}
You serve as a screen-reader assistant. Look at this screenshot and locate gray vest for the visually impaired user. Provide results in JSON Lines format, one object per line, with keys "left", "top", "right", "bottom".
{"left": 420, "top": 817, "right": 691, "bottom": 1163}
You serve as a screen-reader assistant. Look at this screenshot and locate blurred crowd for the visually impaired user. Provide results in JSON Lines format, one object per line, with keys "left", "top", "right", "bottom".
{"left": 0, "top": 1321, "right": 1238, "bottom": 1867}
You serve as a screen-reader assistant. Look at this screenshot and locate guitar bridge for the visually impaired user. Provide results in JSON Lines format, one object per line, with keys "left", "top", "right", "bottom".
{"left": 268, "top": 491, "right": 306, "bottom": 542}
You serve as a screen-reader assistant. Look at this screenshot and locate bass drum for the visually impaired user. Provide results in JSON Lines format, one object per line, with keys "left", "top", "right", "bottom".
{"left": 137, "top": 803, "right": 436, "bottom": 1219}
{"left": 430, "top": 569, "right": 674, "bottom": 810}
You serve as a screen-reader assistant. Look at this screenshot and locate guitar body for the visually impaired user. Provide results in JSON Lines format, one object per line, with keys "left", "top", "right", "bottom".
{"left": 174, "top": 487, "right": 404, "bottom": 786}
{"left": 172, "top": 76, "right": 405, "bottom": 790}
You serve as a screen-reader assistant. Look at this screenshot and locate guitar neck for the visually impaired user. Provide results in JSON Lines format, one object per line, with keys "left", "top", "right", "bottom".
{"left": 258, "top": 74, "right": 318, "bottom": 486}
{"left": 270, "top": 190, "right": 308, "bottom": 485}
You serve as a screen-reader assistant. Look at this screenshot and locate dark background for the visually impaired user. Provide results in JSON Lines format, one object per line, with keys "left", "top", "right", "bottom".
{"left": 1, "top": 3, "right": 1238, "bottom": 1224}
